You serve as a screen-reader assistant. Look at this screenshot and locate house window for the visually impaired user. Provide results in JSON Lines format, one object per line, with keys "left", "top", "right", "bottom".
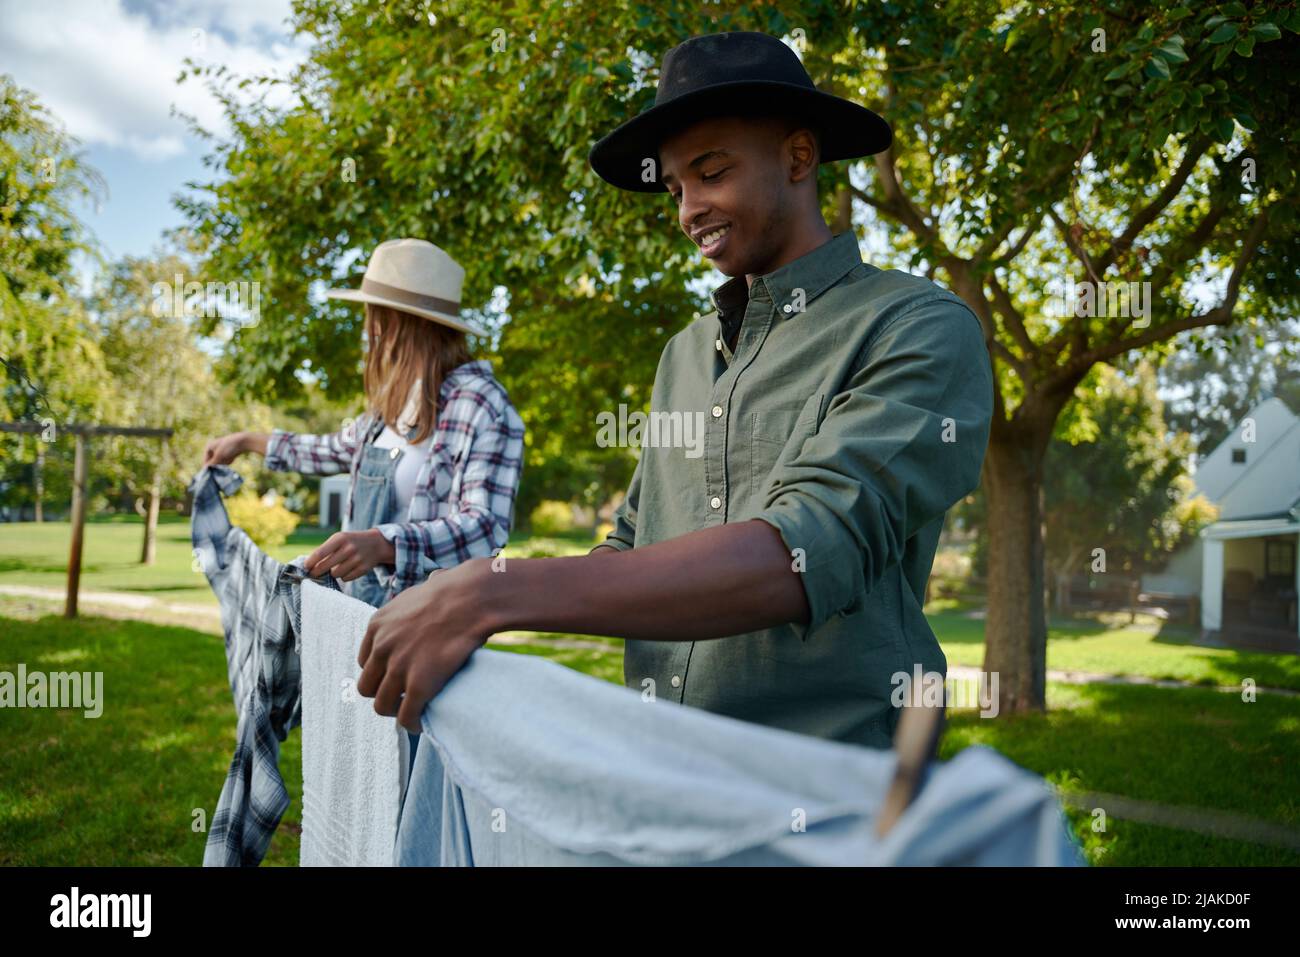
{"left": 1231, "top": 448, "right": 1246, "bottom": 464}
{"left": 1265, "top": 540, "right": 1295, "bottom": 578}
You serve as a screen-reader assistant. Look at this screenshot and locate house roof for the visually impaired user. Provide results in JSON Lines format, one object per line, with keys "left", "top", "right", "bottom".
{"left": 1201, "top": 515, "right": 1300, "bottom": 540}
{"left": 1193, "top": 397, "right": 1300, "bottom": 515}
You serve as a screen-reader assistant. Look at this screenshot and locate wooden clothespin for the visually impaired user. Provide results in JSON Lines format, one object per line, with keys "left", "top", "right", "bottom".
{"left": 874, "top": 702, "right": 946, "bottom": 837}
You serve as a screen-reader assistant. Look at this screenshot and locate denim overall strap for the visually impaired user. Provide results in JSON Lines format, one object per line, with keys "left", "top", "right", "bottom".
{"left": 348, "top": 439, "right": 406, "bottom": 608}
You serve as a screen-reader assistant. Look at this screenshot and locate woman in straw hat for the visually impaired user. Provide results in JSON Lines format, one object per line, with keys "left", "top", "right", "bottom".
{"left": 203, "top": 238, "right": 525, "bottom": 608}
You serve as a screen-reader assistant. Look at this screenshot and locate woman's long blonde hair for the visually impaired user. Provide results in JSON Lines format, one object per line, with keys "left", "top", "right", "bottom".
{"left": 363, "top": 302, "right": 472, "bottom": 445}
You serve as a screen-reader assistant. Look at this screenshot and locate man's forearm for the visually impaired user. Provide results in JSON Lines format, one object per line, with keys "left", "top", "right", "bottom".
{"left": 485, "top": 519, "right": 810, "bottom": 641}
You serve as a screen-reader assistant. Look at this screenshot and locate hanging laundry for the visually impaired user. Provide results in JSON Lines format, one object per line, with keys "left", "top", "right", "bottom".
{"left": 300, "top": 582, "right": 404, "bottom": 866}
{"left": 189, "top": 465, "right": 341, "bottom": 867}
{"left": 301, "top": 581, "right": 1084, "bottom": 866}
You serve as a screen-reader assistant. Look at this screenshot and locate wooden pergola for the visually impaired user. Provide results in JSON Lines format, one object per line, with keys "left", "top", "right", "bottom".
{"left": 1, "top": 422, "right": 174, "bottom": 617}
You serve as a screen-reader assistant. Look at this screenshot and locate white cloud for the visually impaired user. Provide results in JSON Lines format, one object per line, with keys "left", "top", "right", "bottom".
{"left": 0, "top": 0, "right": 311, "bottom": 161}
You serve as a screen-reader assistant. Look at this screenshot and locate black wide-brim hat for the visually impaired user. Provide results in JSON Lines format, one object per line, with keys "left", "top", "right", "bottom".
{"left": 589, "top": 31, "right": 892, "bottom": 193}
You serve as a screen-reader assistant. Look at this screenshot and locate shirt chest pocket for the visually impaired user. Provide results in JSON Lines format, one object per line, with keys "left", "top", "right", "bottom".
{"left": 749, "top": 391, "right": 826, "bottom": 491}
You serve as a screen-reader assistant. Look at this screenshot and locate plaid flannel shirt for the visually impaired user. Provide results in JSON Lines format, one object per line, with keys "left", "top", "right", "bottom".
{"left": 190, "top": 464, "right": 341, "bottom": 867}
{"left": 264, "top": 359, "right": 525, "bottom": 602}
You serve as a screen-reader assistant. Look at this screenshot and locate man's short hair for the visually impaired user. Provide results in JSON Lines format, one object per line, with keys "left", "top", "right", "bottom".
{"left": 773, "top": 112, "right": 823, "bottom": 162}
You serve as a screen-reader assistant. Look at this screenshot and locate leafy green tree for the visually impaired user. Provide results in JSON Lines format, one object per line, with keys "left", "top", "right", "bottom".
{"left": 844, "top": 0, "right": 1298, "bottom": 711}
{"left": 0, "top": 75, "right": 111, "bottom": 516}
{"left": 960, "top": 360, "right": 1216, "bottom": 608}
{"left": 88, "top": 250, "right": 276, "bottom": 560}
{"left": 1040, "top": 360, "right": 1214, "bottom": 608}
{"left": 1154, "top": 317, "right": 1300, "bottom": 460}
{"left": 181, "top": 1, "right": 1300, "bottom": 714}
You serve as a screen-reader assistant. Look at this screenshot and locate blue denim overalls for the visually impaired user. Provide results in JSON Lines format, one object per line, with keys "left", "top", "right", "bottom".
{"left": 347, "top": 435, "right": 414, "bottom": 608}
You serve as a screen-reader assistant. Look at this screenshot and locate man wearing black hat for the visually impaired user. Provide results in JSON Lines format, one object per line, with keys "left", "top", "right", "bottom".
{"left": 357, "top": 32, "right": 994, "bottom": 751}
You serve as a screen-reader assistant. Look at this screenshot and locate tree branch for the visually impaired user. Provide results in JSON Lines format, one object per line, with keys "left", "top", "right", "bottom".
{"left": 1039, "top": 205, "right": 1099, "bottom": 365}
{"left": 977, "top": 133, "right": 1096, "bottom": 266}
{"left": 1095, "top": 135, "right": 1211, "bottom": 275}
{"left": 1147, "top": 199, "right": 1230, "bottom": 292}
{"left": 1046, "top": 204, "right": 1269, "bottom": 387}
{"left": 986, "top": 269, "right": 1037, "bottom": 361}
{"left": 943, "top": 257, "right": 1021, "bottom": 423}
{"left": 871, "top": 143, "right": 939, "bottom": 246}
{"left": 990, "top": 215, "right": 1042, "bottom": 267}
{"left": 849, "top": 184, "right": 893, "bottom": 217}
{"left": 1047, "top": 204, "right": 1099, "bottom": 282}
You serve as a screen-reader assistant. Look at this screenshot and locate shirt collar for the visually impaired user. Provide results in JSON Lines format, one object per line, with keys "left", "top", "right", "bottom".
{"left": 444, "top": 358, "right": 494, "bottom": 383}
{"left": 709, "top": 229, "right": 864, "bottom": 317}
{"left": 709, "top": 274, "right": 750, "bottom": 319}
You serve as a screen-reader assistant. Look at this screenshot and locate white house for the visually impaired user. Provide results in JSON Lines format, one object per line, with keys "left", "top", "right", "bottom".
{"left": 318, "top": 474, "right": 349, "bottom": 529}
{"left": 1142, "top": 396, "right": 1300, "bottom": 651}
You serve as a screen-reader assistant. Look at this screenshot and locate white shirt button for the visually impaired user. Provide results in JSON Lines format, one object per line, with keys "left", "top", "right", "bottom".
{"left": 670, "top": 675, "right": 681, "bottom": 688}
{"left": 709, "top": 496, "right": 721, "bottom": 509}
{"left": 711, "top": 405, "right": 723, "bottom": 418}
{"left": 715, "top": 338, "right": 723, "bottom": 351}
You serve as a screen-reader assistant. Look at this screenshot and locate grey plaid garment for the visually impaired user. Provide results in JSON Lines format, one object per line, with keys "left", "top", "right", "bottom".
{"left": 188, "top": 465, "right": 340, "bottom": 867}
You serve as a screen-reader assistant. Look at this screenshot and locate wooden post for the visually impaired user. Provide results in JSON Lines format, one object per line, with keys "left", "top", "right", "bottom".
{"left": 1, "top": 422, "right": 172, "bottom": 614}
{"left": 34, "top": 445, "right": 45, "bottom": 522}
{"left": 65, "top": 433, "right": 88, "bottom": 618}
{"left": 140, "top": 462, "right": 162, "bottom": 565}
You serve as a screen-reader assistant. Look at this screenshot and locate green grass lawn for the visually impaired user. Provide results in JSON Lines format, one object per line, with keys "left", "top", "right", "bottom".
{"left": 3, "top": 518, "right": 1299, "bottom": 866}
{"left": 0, "top": 517, "right": 599, "bottom": 606}
{"left": 943, "top": 682, "right": 1300, "bottom": 866}
{"left": 0, "top": 596, "right": 623, "bottom": 866}
{"left": 0, "top": 515, "right": 332, "bottom": 605}
{"left": 928, "top": 598, "right": 1300, "bottom": 691}
{"left": 2, "top": 595, "right": 1298, "bottom": 866}
{"left": 3, "top": 519, "right": 1296, "bottom": 689}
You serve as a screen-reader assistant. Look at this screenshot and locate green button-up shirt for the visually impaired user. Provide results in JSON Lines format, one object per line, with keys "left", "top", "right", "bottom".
{"left": 596, "top": 229, "right": 993, "bottom": 749}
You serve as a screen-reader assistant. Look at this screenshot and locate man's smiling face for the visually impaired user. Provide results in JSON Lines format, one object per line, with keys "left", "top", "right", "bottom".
{"left": 658, "top": 113, "right": 817, "bottom": 278}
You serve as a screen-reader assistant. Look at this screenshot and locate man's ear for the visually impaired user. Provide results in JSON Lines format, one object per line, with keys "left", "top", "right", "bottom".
{"left": 786, "top": 127, "right": 819, "bottom": 184}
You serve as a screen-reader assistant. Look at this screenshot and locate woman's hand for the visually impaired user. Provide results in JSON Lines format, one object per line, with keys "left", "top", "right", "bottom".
{"left": 203, "top": 432, "right": 248, "bottom": 466}
{"left": 356, "top": 557, "right": 497, "bottom": 732}
{"left": 305, "top": 529, "right": 397, "bottom": 581}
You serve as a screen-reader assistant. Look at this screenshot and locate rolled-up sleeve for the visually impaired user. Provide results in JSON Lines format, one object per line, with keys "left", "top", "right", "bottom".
{"left": 591, "top": 452, "right": 642, "bottom": 555}
{"left": 754, "top": 296, "right": 992, "bottom": 640}
{"left": 264, "top": 417, "right": 366, "bottom": 476}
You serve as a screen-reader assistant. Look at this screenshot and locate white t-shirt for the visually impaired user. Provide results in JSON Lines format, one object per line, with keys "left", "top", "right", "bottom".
{"left": 371, "top": 379, "right": 434, "bottom": 514}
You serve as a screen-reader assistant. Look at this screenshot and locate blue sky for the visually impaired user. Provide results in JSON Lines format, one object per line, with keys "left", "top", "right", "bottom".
{"left": 1, "top": 0, "right": 310, "bottom": 278}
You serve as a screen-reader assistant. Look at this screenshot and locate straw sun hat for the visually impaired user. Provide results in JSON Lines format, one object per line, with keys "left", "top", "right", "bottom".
{"left": 325, "top": 238, "right": 488, "bottom": 337}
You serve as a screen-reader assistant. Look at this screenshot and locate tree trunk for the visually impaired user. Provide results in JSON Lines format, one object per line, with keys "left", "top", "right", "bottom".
{"left": 140, "top": 468, "right": 162, "bottom": 565}
{"left": 33, "top": 447, "right": 44, "bottom": 522}
{"left": 981, "top": 429, "right": 1052, "bottom": 714}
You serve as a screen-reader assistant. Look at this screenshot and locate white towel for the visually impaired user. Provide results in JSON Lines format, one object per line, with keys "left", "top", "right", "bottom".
{"left": 300, "top": 581, "right": 404, "bottom": 866}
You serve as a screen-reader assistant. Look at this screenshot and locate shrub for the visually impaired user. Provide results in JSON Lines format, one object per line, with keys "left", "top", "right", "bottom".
{"left": 529, "top": 500, "right": 575, "bottom": 536}
{"left": 512, "top": 539, "right": 570, "bottom": 559}
{"left": 225, "top": 488, "right": 300, "bottom": 549}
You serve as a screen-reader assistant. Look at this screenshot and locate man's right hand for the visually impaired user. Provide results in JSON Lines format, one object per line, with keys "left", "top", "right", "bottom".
{"left": 203, "top": 432, "right": 248, "bottom": 466}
